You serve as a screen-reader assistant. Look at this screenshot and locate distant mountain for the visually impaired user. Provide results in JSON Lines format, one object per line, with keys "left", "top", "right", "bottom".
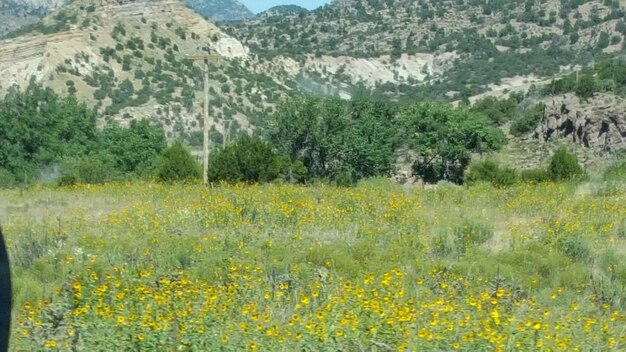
{"left": 257, "top": 5, "right": 309, "bottom": 17}
{"left": 184, "top": 0, "right": 253, "bottom": 21}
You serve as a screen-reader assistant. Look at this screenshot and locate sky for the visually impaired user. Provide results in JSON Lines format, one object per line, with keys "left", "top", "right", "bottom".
{"left": 240, "top": 0, "right": 332, "bottom": 14}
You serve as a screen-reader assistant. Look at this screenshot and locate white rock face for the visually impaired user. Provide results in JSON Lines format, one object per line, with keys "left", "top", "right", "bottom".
{"left": 215, "top": 36, "right": 248, "bottom": 58}
{"left": 304, "top": 52, "right": 456, "bottom": 87}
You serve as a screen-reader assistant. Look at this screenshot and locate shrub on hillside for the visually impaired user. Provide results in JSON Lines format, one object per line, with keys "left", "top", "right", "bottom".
{"left": 464, "top": 160, "right": 518, "bottom": 187}
{"left": 156, "top": 141, "right": 201, "bottom": 183}
{"left": 548, "top": 147, "right": 585, "bottom": 181}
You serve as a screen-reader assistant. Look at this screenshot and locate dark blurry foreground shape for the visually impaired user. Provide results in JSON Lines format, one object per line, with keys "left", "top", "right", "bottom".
{"left": 0, "top": 226, "right": 10, "bottom": 352}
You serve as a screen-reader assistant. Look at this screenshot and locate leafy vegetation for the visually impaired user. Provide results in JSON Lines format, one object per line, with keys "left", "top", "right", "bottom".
{"left": 156, "top": 141, "right": 201, "bottom": 182}
{"left": 399, "top": 102, "right": 505, "bottom": 183}
{"left": 0, "top": 81, "right": 166, "bottom": 186}
{"left": 207, "top": 135, "right": 300, "bottom": 184}
{"left": 268, "top": 96, "right": 399, "bottom": 183}
{"left": 5, "top": 181, "right": 626, "bottom": 351}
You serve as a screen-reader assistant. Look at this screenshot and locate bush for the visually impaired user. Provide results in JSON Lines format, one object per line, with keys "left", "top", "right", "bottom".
{"left": 465, "top": 160, "right": 518, "bottom": 187}
{"left": 208, "top": 135, "right": 293, "bottom": 184}
{"left": 520, "top": 168, "right": 550, "bottom": 183}
{"left": 548, "top": 147, "right": 585, "bottom": 181}
{"left": 156, "top": 141, "right": 201, "bottom": 182}
{"left": 333, "top": 165, "right": 356, "bottom": 187}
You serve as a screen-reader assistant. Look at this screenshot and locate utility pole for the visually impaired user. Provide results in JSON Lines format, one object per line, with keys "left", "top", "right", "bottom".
{"left": 186, "top": 54, "right": 221, "bottom": 184}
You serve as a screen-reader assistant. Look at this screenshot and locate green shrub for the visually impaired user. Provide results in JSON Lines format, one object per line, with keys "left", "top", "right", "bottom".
{"left": 333, "top": 165, "right": 356, "bottom": 187}
{"left": 156, "top": 141, "right": 201, "bottom": 182}
{"left": 575, "top": 74, "right": 597, "bottom": 99}
{"left": 208, "top": 135, "right": 291, "bottom": 184}
{"left": 465, "top": 160, "right": 518, "bottom": 187}
{"left": 548, "top": 147, "right": 585, "bottom": 181}
{"left": 520, "top": 168, "right": 550, "bottom": 183}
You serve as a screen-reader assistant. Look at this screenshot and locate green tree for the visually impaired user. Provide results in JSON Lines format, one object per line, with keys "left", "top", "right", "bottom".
{"left": 98, "top": 119, "right": 167, "bottom": 176}
{"left": 156, "top": 141, "right": 201, "bottom": 182}
{"left": 0, "top": 80, "right": 97, "bottom": 182}
{"left": 268, "top": 96, "right": 397, "bottom": 182}
{"left": 575, "top": 74, "right": 597, "bottom": 99}
{"left": 398, "top": 102, "right": 505, "bottom": 183}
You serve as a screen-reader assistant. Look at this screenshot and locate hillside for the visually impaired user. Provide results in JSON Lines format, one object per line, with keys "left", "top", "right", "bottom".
{"left": 0, "top": 0, "right": 300, "bottom": 146}
{"left": 223, "top": 0, "right": 626, "bottom": 101}
{"left": 1, "top": 0, "right": 626, "bottom": 160}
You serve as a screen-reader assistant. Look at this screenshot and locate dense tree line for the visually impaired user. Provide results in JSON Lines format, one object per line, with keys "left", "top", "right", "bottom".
{"left": 204, "top": 96, "right": 504, "bottom": 186}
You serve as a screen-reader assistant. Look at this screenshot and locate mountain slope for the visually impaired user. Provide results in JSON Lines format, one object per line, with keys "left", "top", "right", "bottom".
{"left": 222, "top": 0, "right": 626, "bottom": 101}
{"left": 0, "top": 0, "right": 298, "bottom": 145}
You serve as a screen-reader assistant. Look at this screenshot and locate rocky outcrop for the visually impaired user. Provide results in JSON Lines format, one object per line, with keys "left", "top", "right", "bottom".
{"left": 534, "top": 93, "right": 626, "bottom": 151}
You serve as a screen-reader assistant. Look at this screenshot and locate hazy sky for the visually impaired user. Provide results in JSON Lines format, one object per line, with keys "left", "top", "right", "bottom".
{"left": 240, "top": 0, "right": 332, "bottom": 14}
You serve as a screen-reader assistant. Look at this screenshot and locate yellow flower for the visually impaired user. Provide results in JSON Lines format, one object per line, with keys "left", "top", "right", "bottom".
{"left": 336, "top": 329, "right": 344, "bottom": 337}
{"left": 249, "top": 342, "right": 258, "bottom": 350}
{"left": 44, "top": 340, "right": 57, "bottom": 348}
{"left": 137, "top": 333, "right": 145, "bottom": 341}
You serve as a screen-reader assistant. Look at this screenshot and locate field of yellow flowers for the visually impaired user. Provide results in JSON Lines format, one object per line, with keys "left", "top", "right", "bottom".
{"left": 2, "top": 179, "right": 626, "bottom": 351}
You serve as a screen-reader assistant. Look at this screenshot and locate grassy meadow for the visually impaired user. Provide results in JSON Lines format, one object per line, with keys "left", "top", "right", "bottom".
{"left": 2, "top": 180, "right": 626, "bottom": 351}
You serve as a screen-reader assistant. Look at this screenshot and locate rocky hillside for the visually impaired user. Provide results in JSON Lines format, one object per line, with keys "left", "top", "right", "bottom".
{"left": 223, "top": 0, "right": 626, "bottom": 101}
{"left": 536, "top": 92, "right": 626, "bottom": 151}
{"left": 0, "top": 0, "right": 301, "bottom": 145}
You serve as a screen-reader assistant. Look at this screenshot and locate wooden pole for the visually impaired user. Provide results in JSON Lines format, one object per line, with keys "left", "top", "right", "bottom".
{"left": 203, "top": 59, "right": 209, "bottom": 184}
{"left": 186, "top": 54, "right": 221, "bottom": 184}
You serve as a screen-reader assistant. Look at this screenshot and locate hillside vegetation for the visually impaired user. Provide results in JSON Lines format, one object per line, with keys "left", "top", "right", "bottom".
{"left": 224, "top": 0, "right": 626, "bottom": 100}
